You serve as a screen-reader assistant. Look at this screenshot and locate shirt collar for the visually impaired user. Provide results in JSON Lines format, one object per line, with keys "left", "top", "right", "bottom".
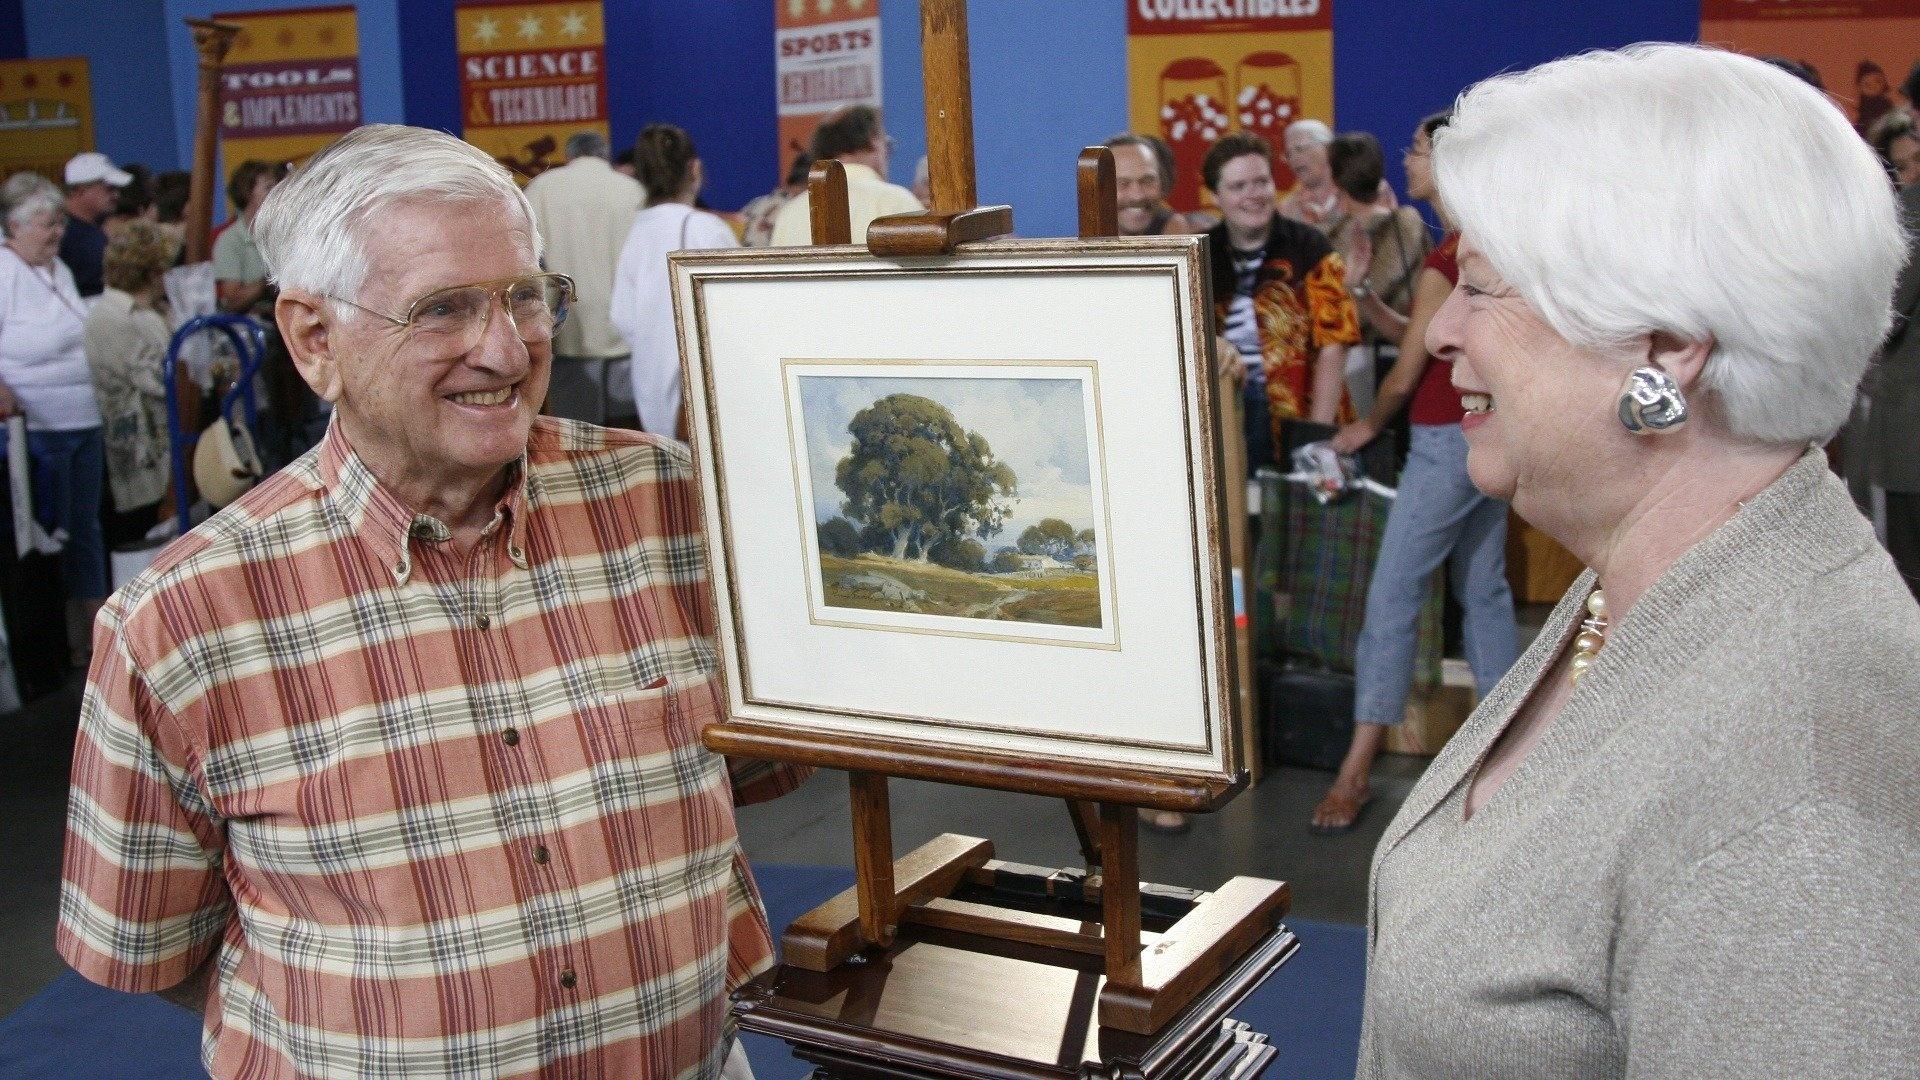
{"left": 306, "top": 416, "right": 535, "bottom": 585}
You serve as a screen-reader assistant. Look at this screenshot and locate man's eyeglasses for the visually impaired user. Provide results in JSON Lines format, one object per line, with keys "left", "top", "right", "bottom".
{"left": 333, "top": 273, "right": 575, "bottom": 352}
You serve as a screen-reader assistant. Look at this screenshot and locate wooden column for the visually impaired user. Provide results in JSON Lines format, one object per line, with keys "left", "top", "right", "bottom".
{"left": 183, "top": 19, "right": 240, "bottom": 265}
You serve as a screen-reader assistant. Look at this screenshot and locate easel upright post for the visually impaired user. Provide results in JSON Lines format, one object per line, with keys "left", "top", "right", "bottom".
{"left": 920, "top": 0, "right": 978, "bottom": 214}
{"left": 866, "top": 0, "right": 1012, "bottom": 256}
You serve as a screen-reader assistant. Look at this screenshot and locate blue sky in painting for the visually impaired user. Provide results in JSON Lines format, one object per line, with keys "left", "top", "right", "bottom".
{"left": 797, "top": 373, "right": 1097, "bottom": 549}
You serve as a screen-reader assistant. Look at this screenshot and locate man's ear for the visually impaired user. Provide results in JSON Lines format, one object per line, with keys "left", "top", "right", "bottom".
{"left": 276, "top": 291, "right": 343, "bottom": 404}
{"left": 1646, "top": 330, "right": 1714, "bottom": 393}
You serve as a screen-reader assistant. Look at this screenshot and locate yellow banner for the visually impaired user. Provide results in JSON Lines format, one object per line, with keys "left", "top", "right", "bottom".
{"left": 0, "top": 58, "right": 95, "bottom": 184}
{"left": 457, "top": 0, "right": 610, "bottom": 183}
{"left": 216, "top": 5, "right": 363, "bottom": 204}
{"left": 1127, "top": 6, "right": 1334, "bottom": 213}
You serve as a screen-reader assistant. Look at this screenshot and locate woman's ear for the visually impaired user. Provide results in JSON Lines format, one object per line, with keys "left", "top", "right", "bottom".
{"left": 1646, "top": 330, "right": 1714, "bottom": 392}
{"left": 276, "top": 291, "right": 344, "bottom": 404}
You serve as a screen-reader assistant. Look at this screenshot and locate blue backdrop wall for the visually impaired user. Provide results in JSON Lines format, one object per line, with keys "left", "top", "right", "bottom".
{"left": 6, "top": 0, "right": 1701, "bottom": 230}
{"left": 18, "top": 0, "right": 179, "bottom": 172}
{"left": 394, "top": 0, "right": 778, "bottom": 212}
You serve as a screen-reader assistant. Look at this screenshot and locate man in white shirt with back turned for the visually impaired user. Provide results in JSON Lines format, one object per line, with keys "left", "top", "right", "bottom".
{"left": 523, "top": 131, "right": 642, "bottom": 422}
{"left": 770, "top": 105, "right": 923, "bottom": 245}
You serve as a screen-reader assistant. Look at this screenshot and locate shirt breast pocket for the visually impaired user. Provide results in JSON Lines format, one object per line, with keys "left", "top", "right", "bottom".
{"left": 582, "top": 674, "right": 736, "bottom": 861}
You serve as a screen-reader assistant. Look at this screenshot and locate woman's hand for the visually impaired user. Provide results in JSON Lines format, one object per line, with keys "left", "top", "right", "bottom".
{"left": 1331, "top": 418, "right": 1378, "bottom": 455}
{"left": 1345, "top": 227, "right": 1374, "bottom": 289}
{"left": 1215, "top": 334, "right": 1245, "bottom": 387}
{"left": 0, "top": 381, "right": 20, "bottom": 421}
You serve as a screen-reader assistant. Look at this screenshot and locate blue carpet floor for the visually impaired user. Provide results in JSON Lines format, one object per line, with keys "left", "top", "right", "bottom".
{"left": 0, "top": 865, "right": 1364, "bottom": 1079}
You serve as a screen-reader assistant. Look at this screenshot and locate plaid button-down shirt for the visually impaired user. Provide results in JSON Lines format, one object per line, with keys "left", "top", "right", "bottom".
{"left": 57, "top": 416, "right": 807, "bottom": 1079}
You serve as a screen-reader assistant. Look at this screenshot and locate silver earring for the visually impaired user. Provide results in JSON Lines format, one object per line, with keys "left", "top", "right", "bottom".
{"left": 1618, "top": 366, "right": 1688, "bottom": 434}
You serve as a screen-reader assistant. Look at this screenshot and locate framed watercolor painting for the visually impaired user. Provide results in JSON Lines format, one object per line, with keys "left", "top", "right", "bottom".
{"left": 670, "top": 236, "right": 1243, "bottom": 809}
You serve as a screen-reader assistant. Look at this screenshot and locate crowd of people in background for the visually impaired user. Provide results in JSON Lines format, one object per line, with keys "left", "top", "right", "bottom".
{"left": 3, "top": 52, "right": 1918, "bottom": 827}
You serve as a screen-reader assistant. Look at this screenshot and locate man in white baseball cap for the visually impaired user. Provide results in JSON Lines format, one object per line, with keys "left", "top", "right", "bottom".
{"left": 61, "top": 151, "right": 133, "bottom": 298}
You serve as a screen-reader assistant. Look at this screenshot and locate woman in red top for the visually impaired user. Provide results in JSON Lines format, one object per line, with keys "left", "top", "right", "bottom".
{"left": 1310, "top": 112, "right": 1521, "bottom": 832}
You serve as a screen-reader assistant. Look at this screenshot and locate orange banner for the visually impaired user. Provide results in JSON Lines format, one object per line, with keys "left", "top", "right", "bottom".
{"left": 0, "top": 58, "right": 95, "bottom": 184}
{"left": 1702, "top": 0, "right": 1920, "bottom": 138}
{"left": 215, "top": 6, "right": 362, "bottom": 201}
{"left": 1127, "top": 2, "right": 1334, "bottom": 213}
{"left": 775, "top": 0, "right": 881, "bottom": 183}
{"left": 457, "top": 0, "right": 609, "bottom": 183}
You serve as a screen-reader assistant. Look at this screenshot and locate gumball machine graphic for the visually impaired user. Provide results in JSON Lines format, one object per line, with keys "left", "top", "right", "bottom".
{"left": 1158, "top": 56, "right": 1230, "bottom": 211}
{"left": 1235, "top": 51, "right": 1304, "bottom": 193}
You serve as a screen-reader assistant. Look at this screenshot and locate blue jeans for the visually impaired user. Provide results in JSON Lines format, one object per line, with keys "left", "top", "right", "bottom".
{"left": 1243, "top": 367, "right": 1274, "bottom": 471}
{"left": 1354, "top": 423, "right": 1518, "bottom": 725}
{"left": 28, "top": 427, "right": 109, "bottom": 601}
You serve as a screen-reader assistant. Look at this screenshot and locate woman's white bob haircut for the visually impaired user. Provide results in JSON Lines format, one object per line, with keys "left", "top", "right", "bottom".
{"left": 253, "top": 124, "right": 540, "bottom": 306}
{"left": 1435, "top": 43, "right": 1907, "bottom": 446}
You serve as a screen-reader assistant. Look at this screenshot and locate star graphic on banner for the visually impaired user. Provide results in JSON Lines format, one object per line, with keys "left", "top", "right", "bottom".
{"left": 56, "top": 71, "right": 73, "bottom": 87}
{"left": 786, "top": 0, "right": 804, "bottom": 15}
{"left": 517, "top": 14, "right": 543, "bottom": 41}
{"left": 276, "top": 28, "right": 295, "bottom": 47}
{"left": 558, "top": 10, "right": 586, "bottom": 38}
{"left": 473, "top": 15, "right": 500, "bottom": 45}
{"left": 317, "top": 26, "right": 336, "bottom": 45}
{"left": 815, "top": 0, "right": 834, "bottom": 14}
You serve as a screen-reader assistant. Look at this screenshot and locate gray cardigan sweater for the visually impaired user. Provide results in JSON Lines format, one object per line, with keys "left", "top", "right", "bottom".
{"left": 1359, "top": 451, "right": 1920, "bottom": 1079}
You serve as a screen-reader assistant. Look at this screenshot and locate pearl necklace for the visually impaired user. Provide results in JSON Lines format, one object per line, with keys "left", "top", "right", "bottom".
{"left": 1569, "top": 588, "right": 1608, "bottom": 684}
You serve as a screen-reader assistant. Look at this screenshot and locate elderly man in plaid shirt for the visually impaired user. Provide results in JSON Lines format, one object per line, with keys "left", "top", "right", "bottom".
{"left": 55, "top": 125, "right": 808, "bottom": 1079}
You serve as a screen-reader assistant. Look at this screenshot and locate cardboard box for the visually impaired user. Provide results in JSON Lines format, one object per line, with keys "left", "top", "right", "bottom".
{"left": 1387, "top": 658, "right": 1476, "bottom": 756}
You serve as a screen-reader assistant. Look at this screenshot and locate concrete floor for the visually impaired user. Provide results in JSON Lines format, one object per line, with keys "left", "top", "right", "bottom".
{"left": 0, "top": 667, "right": 1428, "bottom": 1021}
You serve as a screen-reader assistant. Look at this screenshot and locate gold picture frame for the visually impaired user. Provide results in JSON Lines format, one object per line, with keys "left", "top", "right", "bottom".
{"left": 670, "top": 236, "right": 1244, "bottom": 812}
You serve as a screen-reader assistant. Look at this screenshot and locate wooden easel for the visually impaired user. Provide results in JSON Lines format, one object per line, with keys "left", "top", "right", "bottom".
{"left": 769, "top": 0, "right": 1289, "bottom": 1037}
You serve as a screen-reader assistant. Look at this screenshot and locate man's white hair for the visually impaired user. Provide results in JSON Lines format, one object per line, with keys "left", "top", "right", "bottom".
{"left": 1284, "top": 119, "right": 1332, "bottom": 149}
{"left": 1435, "top": 43, "right": 1907, "bottom": 446}
{"left": 252, "top": 124, "right": 541, "bottom": 306}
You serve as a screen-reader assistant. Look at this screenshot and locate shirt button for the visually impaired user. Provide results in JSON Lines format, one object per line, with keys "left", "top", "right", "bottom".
{"left": 559, "top": 969, "right": 577, "bottom": 990}
{"left": 476, "top": 613, "right": 491, "bottom": 630}
{"left": 501, "top": 728, "right": 520, "bottom": 747}
{"left": 532, "top": 844, "right": 550, "bottom": 865}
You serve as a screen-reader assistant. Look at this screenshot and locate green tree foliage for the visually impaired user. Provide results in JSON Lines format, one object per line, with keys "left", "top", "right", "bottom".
{"left": 817, "top": 516, "right": 862, "bottom": 557}
{"left": 990, "top": 550, "right": 1026, "bottom": 573}
{"left": 835, "top": 394, "right": 1017, "bottom": 561}
{"left": 927, "top": 535, "right": 987, "bottom": 572}
{"left": 1016, "top": 518, "right": 1082, "bottom": 562}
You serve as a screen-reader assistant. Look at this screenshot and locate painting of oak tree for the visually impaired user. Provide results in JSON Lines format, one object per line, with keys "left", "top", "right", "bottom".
{"left": 799, "top": 374, "right": 1102, "bottom": 630}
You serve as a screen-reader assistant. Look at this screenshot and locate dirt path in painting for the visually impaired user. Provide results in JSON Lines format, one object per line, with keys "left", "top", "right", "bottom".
{"left": 956, "top": 591, "right": 1032, "bottom": 619}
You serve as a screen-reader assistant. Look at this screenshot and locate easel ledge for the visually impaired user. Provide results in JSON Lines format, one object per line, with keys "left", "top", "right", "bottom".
{"left": 705, "top": 722, "right": 1244, "bottom": 814}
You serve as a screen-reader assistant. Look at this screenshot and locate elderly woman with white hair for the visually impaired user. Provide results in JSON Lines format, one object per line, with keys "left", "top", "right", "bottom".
{"left": 1361, "top": 44, "right": 1919, "bottom": 1077}
{"left": 0, "top": 170, "right": 108, "bottom": 666}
